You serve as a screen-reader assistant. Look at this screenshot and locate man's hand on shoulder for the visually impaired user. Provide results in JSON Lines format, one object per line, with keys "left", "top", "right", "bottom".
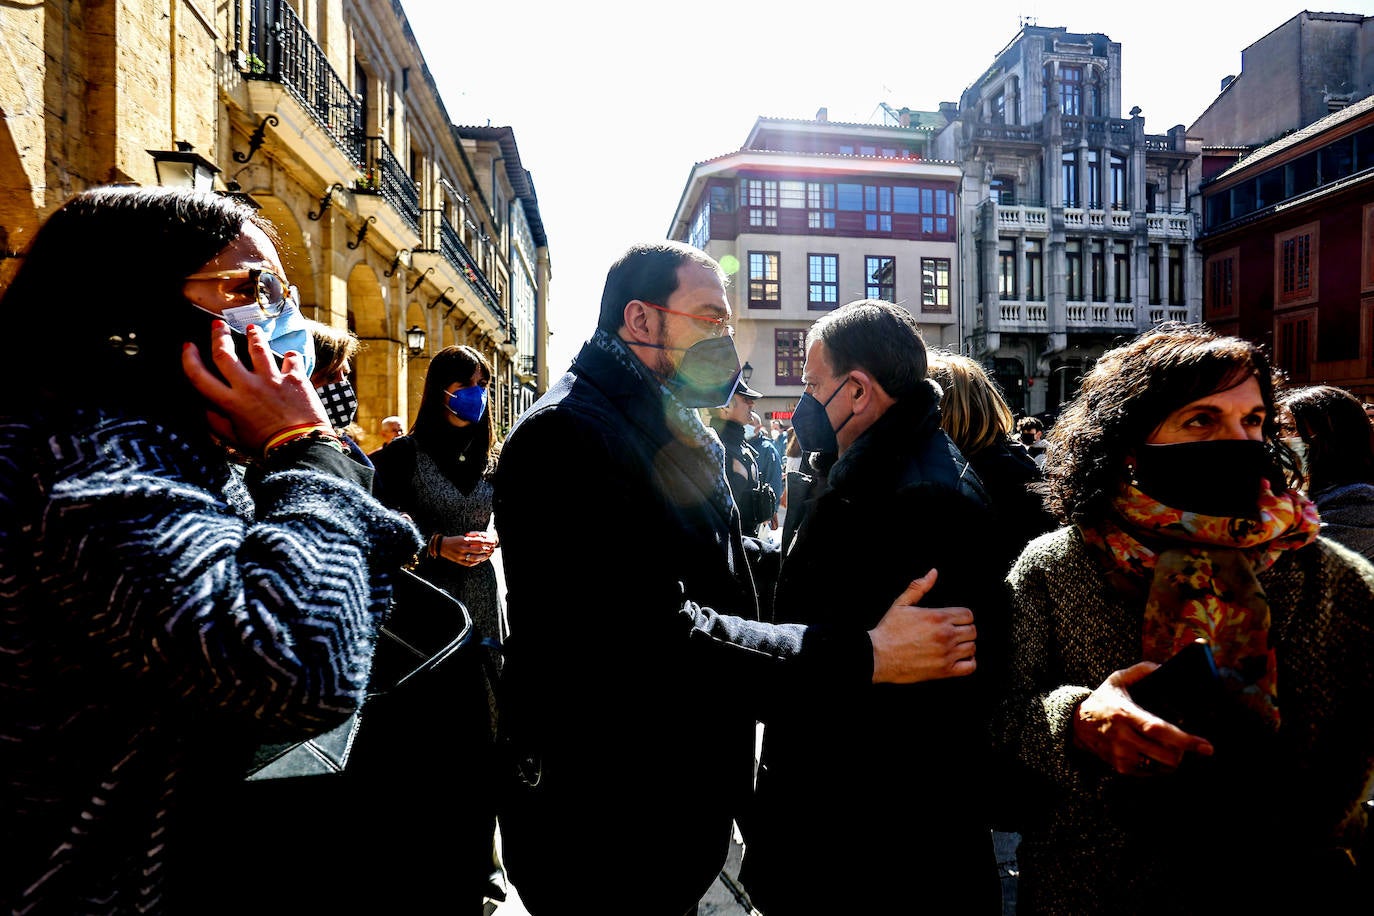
{"left": 868, "top": 569, "right": 977, "bottom": 684}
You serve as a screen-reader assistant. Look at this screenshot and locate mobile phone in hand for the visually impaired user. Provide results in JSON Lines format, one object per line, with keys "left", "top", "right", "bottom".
{"left": 1129, "top": 638, "right": 1222, "bottom": 734}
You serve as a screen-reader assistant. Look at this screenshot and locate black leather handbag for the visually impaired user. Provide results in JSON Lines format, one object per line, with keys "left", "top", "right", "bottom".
{"left": 244, "top": 566, "right": 473, "bottom": 780}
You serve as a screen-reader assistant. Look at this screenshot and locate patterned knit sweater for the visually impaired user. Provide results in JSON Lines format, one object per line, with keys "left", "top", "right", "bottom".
{"left": 997, "top": 525, "right": 1374, "bottom": 914}
{"left": 0, "top": 409, "right": 421, "bottom": 913}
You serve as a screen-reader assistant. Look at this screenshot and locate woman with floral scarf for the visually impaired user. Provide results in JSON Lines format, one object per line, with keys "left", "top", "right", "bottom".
{"left": 996, "top": 324, "right": 1374, "bottom": 914}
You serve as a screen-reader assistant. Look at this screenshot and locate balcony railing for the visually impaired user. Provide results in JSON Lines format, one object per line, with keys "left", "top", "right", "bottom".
{"left": 1149, "top": 306, "right": 1189, "bottom": 325}
{"left": 243, "top": 0, "right": 363, "bottom": 167}
{"left": 996, "top": 204, "right": 1049, "bottom": 230}
{"left": 998, "top": 302, "right": 1049, "bottom": 326}
{"left": 970, "top": 123, "right": 1038, "bottom": 144}
{"left": 1077, "top": 303, "right": 1135, "bottom": 326}
{"left": 363, "top": 136, "right": 420, "bottom": 233}
{"left": 1145, "top": 213, "right": 1191, "bottom": 239}
{"left": 419, "top": 210, "right": 504, "bottom": 327}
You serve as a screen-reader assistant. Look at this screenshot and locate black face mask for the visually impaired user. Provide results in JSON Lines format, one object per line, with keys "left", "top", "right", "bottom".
{"left": 1132, "top": 439, "right": 1277, "bottom": 518}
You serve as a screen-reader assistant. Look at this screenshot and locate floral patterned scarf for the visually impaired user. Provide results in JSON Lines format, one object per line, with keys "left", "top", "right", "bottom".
{"left": 1081, "top": 480, "right": 1320, "bottom": 727}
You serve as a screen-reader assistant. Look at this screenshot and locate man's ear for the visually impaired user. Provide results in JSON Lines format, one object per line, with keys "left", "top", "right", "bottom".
{"left": 848, "top": 370, "right": 875, "bottom": 414}
{"left": 622, "top": 300, "right": 655, "bottom": 342}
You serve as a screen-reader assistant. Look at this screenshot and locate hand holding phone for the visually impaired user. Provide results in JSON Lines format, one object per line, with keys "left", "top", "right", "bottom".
{"left": 182, "top": 319, "right": 328, "bottom": 454}
{"left": 1128, "top": 638, "right": 1223, "bottom": 736}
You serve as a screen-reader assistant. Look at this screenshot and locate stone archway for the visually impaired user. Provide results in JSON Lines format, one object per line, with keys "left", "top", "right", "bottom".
{"left": 346, "top": 260, "right": 391, "bottom": 448}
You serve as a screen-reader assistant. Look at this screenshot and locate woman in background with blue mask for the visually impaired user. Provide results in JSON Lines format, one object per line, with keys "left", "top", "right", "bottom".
{"left": 0, "top": 185, "right": 420, "bottom": 912}
{"left": 369, "top": 343, "right": 506, "bottom": 911}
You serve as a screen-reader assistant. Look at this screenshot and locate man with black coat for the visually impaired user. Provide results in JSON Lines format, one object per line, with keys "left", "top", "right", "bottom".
{"left": 492, "top": 244, "right": 980, "bottom": 915}
{"left": 738, "top": 299, "right": 1005, "bottom": 914}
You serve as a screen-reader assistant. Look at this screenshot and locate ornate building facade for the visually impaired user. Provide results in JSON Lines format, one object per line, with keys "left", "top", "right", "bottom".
{"left": 0, "top": 0, "right": 551, "bottom": 440}
{"left": 930, "top": 25, "right": 1201, "bottom": 417}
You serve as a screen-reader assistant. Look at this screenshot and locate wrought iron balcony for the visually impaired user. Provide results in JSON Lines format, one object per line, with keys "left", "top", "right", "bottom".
{"left": 241, "top": 0, "right": 363, "bottom": 167}
{"left": 361, "top": 136, "right": 420, "bottom": 233}
{"left": 418, "top": 210, "right": 505, "bottom": 327}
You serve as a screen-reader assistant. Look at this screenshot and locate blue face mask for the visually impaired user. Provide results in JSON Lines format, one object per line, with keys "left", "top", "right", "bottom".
{"left": 790, "top": 376, "right": 853, "bottom": 455}
{"left": 447, "top": 384, "right": 488, "bottom": 423}
{"left": 217, "top": 298, "right": 316, "bottom": 378}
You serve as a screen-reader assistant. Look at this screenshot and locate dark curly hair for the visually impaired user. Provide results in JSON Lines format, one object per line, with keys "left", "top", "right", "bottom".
{"left": 1044, "top": 323, "right": 1295, "bottom": 527}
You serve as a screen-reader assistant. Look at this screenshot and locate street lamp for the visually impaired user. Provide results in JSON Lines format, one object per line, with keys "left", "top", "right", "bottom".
{"left": 147, "top": 141, "right": 220, "bottom": 193}
{"left": 405, "top": 325, "right": 427, "bottom": 357}
{"left": 742, "top": 361, "right": 754, "bottom": 383}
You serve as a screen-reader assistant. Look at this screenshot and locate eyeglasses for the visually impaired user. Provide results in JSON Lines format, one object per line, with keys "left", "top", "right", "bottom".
{"left": 183, "top": 267, "right": 297, "bottom": 318}
{"left": 641, "top": 301, "right": 735, "bottom": 338}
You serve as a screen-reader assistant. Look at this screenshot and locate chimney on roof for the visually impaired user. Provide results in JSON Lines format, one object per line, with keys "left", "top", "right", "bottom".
{"left": 899, "top": 108, "right": 911, "bottom": 128}
{"left": 816, "top": 107, "right": 828, "bottom": 122}
{"left": 939, "top": 101, "right": 958, "bottom": 123}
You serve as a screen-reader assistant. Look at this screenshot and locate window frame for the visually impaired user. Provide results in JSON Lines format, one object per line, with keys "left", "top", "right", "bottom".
{"left": 807, "top": 253, "right": 839, "bottom": 310}
{"left": 1275, "top": 309, "right": 1316, "bottom": 379}
{"left": 1274, "top": 221, "right": 1320, "bottom": 308}
{"left": 998, "top": 241, "right": 1018, "bottom": 300}
{"left": 865, "top": 255, "right": 896, "bottom": 302}
{"left": 1065, "top": 239, "right": 1084, "bottom": 301}
{"left": 1060, "top": 65, "right": 1083, "bottom": 116}
{"left": 921, "top": 257, "right": 951, "bottom": 312}
{"left": 1205, "top": 249, "right": 1239, "bottom": 319}
{"left": 1113, "top": 244, "right": 1131, "bottom": 302}
{"left": 748, "top": 250, "right": 782, "bottom": 309}
{"left": 775, "top": 328, "right": 807, "bottom": 385}
{"left": 1025, "top": 239, "right": 1044, "bottom": 301}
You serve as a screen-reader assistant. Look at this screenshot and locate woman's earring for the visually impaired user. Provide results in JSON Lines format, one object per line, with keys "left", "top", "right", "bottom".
{"left": 1126, "top": 463, "right": 1138, "bottom": 486}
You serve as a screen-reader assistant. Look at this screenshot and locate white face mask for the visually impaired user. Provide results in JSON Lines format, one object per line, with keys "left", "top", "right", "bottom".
{"left": 1282, "top": 437, "right": 1308, "bottom": 478}
{"left": 743, "top": 424, "right": 757, "bottom": 439}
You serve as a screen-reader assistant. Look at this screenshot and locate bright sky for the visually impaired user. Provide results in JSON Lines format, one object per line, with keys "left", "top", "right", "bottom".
{"left": 400, "top": 0, "right": 1374, "bottom": 375}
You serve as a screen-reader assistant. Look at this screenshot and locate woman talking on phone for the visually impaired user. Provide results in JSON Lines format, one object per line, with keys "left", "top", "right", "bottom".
{"left": 0, "top": 186, "right": 420, "bottom": 912}
{"left": 996, "top": 324, "right": 1374, "bottom": 914}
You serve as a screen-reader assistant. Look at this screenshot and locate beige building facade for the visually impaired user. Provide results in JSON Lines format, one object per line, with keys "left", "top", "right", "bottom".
{"left": 0, "top": 0, "right": 551, "bottom": 441}
{"left": 667, "top": 113, "right": 962, "bottom": 423}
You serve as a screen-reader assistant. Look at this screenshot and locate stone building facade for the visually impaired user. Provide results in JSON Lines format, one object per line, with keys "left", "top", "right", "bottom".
{"left": 0, "top": 0, "right": 550, "bottom": 441}
{"left": 930, "top": 25, "right": 1201, "bottom": 418}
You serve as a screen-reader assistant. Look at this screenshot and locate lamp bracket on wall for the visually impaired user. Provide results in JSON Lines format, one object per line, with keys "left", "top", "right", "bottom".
{"left": 384, "top": 249, "right": 412, "bottom": 278}
{"left": 430, "top": 286, "right": 456, "bottom": 313}
{"left": 232, "top": 114, "right": 279, "bottom": 165}
{"left": 308, "top": 183, "right": 345, "bottom": 221}
{"left": 407, "top": 266, "right": 435, "bottom": 294}
{"left": 346, "top": 216, "right": 376, "bottom": 250}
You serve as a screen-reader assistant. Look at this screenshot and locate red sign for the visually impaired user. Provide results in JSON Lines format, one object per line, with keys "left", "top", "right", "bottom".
{"left": 768, "top": 411, "right": 794, "bottom": 420}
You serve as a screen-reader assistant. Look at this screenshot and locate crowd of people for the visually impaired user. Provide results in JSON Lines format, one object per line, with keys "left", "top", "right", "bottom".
{"left": 4, "top": 191, "right": 1374, "bottom": 915}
